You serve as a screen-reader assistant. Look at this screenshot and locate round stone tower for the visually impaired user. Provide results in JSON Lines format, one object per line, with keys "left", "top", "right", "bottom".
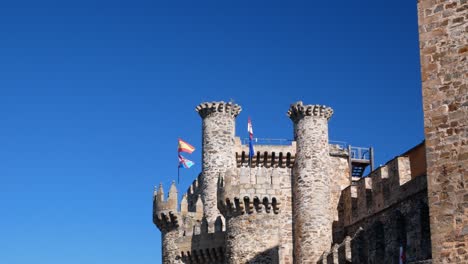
{"left": 196, "top": 101, "right": 241, "bottom": 230}
{"left": 287, "top": 101, "right": 334, "bottom": 263}
{"left": 153, "top": 182, "right": 184, "bottom": 264}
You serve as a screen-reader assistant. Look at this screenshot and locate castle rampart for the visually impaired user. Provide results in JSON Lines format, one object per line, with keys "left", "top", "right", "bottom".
{"left": 338, "top": 155, "right": 421, "bottom": 227}
{"left": 323, "top": 143, "right": 432, "bottom": 263}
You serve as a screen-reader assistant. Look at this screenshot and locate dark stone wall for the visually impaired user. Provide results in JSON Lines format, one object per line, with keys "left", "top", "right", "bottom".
{"left": 345, "top": 190, "right": 432, "bottom": 264}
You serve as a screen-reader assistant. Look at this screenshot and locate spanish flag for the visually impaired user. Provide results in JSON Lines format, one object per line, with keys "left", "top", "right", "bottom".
{"left": 178, "top": 138, "right": 195, "bottom": 154}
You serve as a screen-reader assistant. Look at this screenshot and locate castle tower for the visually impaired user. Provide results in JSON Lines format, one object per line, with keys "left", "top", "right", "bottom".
{"left": 196, "top": 101, "right": 241, "bottom": 231}
{"left": 288, "top": 102, "right": 334, "bottom": 263}
{"left": 218, "top": 168, "right": 282, "bottom": 264}
{"left": 417, "top": 0, "right": 467, "bottom": 262}
{"left": 153, "top": 181, "right": 207, "bottom": 263}
{"left": 153, "top": 182, "right": 184, "bottom": 264}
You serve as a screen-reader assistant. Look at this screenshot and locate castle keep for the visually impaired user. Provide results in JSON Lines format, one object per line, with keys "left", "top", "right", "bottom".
{"left": 153, "top": 101, "right": 433, "bottom": 264}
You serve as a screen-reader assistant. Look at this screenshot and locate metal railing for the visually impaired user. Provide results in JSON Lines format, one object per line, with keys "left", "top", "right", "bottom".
{"left": 241, "top": 138, "right": 371, "bottom": 161}
{"left": 241, "top": 138, "right": 293, "bottom": 145}
{"left": 349, "top": 146, "right": 371, "bottom": 160}
{"left": 242, "top": 138, "right": 349, "bottom": 150}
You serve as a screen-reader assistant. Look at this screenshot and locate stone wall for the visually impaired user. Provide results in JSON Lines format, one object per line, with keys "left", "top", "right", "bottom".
{"left": 234, "top": 140, "right": 296, "bottom": 264}
{"left": 218, "top": 161, "right": 283, "bottom": 264}
{"left": 329, "top": 147, "right": 353, "bottom": 243}
{"left": 417, "top": 0, "right": 468, "bottom": 262}
{"left": 162, "top": 229, "right": 185, "bottom": 264}
{"left": 323, "top": 145, "right": 433, "bottom": 263}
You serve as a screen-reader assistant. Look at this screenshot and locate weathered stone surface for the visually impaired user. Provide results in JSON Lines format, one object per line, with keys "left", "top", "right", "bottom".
{"left": 225, "top": 213, "right": 280, "bottom": 264}
{"left": 417, "top": 0, "right": 468, "bottom": 262}
{"left": 162, "top": 229, "right": 185, "bottom": 264}
{"left": 288, "top": 101, "right": 334, "bottom": 263}
{"left": 196, "top": 101, "right": 240, "bottom": 231}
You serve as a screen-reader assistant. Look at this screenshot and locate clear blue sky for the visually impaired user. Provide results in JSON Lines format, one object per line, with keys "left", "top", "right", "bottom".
{"left": 0, "top": 0, "right": 423, "bottom": 263}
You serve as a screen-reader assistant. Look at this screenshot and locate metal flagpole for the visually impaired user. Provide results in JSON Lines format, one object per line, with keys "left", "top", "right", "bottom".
{"left": 177, "top": 139, "right": 180, "bottom": 185}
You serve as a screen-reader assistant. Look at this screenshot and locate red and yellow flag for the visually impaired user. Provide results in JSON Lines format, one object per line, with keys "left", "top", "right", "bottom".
{"left": 178, "top": 138, "right": 195, "bottom": 154}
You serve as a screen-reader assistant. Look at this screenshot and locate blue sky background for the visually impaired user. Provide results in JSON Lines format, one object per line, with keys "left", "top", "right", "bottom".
{"left": 0, "top": 0, "right": 423, "bottom": 263}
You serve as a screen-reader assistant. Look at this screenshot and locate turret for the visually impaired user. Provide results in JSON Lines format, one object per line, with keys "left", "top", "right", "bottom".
{"left": 153, "top": 179, "right": 228, "bottom": 263}
{"left": 196, "top": 101, "right": 241, "bottom": 231}
{"left": 288, "top": 102, "right": 334, "bottom": 263}
{"left": 153, "top": 182, "right": 208, "bottom": 264}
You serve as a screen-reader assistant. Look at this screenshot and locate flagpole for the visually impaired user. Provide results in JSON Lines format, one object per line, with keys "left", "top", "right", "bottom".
{"left": 177, "top": 138, "right": 180, "bottom": 185}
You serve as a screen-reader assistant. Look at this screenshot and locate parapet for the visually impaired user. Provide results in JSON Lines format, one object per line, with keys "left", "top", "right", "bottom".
{"left": 234, "top": 138, "right": 297, "bottom": 168}
{"left": 195, "top": 101, "right": 242, "bottom": 118}
{"left": 233, "top": 138, "right": 348, "bottom": 169}
{"left": 185, "top": 174, "right": 203, "bottom": 212}
{"left": 217, "top": 169, "right": 282, "bottom": 217}
{"left": 179, "top": 246, "right": 226, "bottom": 263}
{"left": 338, "top": 154, "right": 426, "bottom": 227}
{"left": 153, "top": 182, "right": 204, "bottom": 232}
{"left": 176, "top": 227, "right": 226, "bottom": 263}
{"left": 287, "top": 101, "right": 334, "bottom": 122}
{"left": 317, "top": 236, "right": 352, "bottom": 264}
{"left": 153, "top": 182, "right": 228, "bottom": 262}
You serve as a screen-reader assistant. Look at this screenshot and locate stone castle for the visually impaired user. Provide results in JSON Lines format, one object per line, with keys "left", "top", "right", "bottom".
{"left": 154, "top": 101, "right": 432, "bottom": 264}
{"left": 153, "top": 0, "right": 467, "bottom": 263}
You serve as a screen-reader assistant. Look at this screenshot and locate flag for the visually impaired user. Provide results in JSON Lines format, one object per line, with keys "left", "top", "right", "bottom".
{"left": 178, "top": 154, "right": 194, "bottom": 169}
{"left": 248, "top": 117, "right": 254, "bottom": 159}
{"left": 399, "top": 245, "right": 406, "bottom": 264}
{"left": 178, "top": 138, "right": 195, "bottom": 154}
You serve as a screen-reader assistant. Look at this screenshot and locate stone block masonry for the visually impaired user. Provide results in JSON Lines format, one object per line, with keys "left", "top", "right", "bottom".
{"left": 218, "top": 168, "right": 282, "bottom": 264}
{"left": 288, "top": 102, "right": 334, "bottom": 263}
{"left": 417, "top": 0, "right": 468, "bottom": 262}
{"left": 196, "top": 102, "right": 241, "bottom": 232}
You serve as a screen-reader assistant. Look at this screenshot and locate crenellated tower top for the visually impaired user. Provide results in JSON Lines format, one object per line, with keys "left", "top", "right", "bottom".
{"left": 287, "top": 101, "right": 334, "bottom": 122}
{"left": 217, "top": 169, "right": 282, "bottom": 217}
{"left": 195, "top": 101, "right": 242, "bottom": 118}
{"left": 153, "top": 181, "right": 204, "bottom": 232}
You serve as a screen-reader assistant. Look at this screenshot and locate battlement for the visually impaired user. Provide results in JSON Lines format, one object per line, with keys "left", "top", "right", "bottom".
{"left": 153, "top": 182, "right": 204, "bottom": 232}
{"left": 176, "top": 228, "right": 226, "bottom": 263}
{"left": 195, "top": 101, "right": 242, "bottom": 118}
{"left": 233, "top": 138, "right": 349, "bottom": 169}
{"left": 154, "top": 181, "right": 228, "bottom": 263}
{"left": 179, "top": 246, "right": 225, "bottom": 264}
{"left": 287, "top": 101, "right": 334, "bottom": 122}
{"left": 184, "top": 174, "right": 204, "bottom": 212}
{"left": 154, "top": 182, "right": 178, "bottom": 212}
{"left": 234, "top": 137, "right": 296, "bottom": 168}
{"left": 338, "top": 155, "right": 426, "bottom": 226}
{"left": 217, "top": 169, "right": 282, "bottom": 216}
{"left": 317, "top": 236, "right": 352, "bottom": 264}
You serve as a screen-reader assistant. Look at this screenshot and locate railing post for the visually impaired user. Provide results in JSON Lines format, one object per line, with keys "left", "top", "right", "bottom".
{"left": 348, "top": 145, "right": 352, "bottom": 181}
